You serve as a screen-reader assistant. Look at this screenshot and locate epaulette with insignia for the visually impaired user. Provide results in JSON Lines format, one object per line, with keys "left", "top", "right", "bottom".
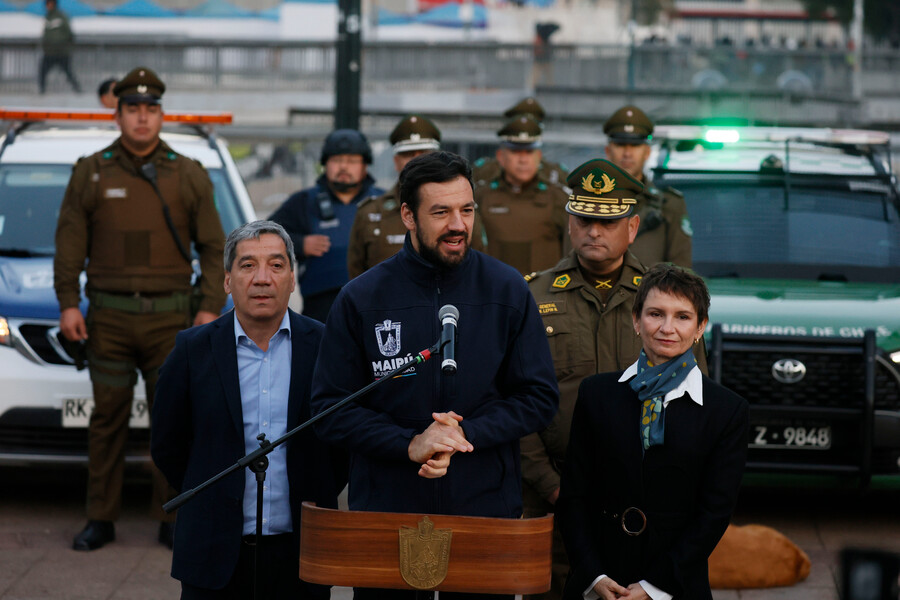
{"left": 357, "top": 195, "right": 375, "bottom": 208}
{"left": 524, "top": 271, "right": 538, "bottom": 282}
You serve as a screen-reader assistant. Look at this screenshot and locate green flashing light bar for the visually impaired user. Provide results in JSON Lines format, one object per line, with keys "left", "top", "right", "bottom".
{"left": 655, "top": 125, "right": 889, "bottom": 146}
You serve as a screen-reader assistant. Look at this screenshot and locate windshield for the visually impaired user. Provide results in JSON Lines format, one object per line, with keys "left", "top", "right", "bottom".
{"left": 676, "top": 181, "right": 900, "bottom": 281}
{"left": 0, "top": 163, "right": 246, "bottom": 256}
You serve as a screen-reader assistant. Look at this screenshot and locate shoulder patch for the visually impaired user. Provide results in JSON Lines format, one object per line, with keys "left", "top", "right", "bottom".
{"left": 633, "top": 276, "right": 642, "bottom": 286}
{"left": 524, "top": 271, "right": 538, "bottom": 282}
{"left": 681, "top": 216, "right": 693, "bottom": 237}
{"left": 552, "top": 274, "right": 571, "bottom": 289}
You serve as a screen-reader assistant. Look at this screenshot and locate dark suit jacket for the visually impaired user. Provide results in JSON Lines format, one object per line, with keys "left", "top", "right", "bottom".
{"left": 151, "top": 309, "right": 347, "bottom": 590}
{"left": 557, "top": 371, "right": 749, "bottom": 600}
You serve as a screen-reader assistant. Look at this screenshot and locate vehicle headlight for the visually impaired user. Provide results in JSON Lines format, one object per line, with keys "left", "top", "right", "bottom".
{"left": 0, "top": 317, "right": 9, "bottom": 346}
{"left": 891, "top": 350, "right": 900, "bottom": 364}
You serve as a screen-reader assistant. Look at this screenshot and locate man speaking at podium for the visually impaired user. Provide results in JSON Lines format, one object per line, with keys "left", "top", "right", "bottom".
{"left": 311, "top": 152, "right": 559, "bottom": 600}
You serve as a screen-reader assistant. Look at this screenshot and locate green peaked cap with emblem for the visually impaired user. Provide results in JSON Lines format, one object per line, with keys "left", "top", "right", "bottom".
{"left": 497, "top": 114, "right": 542, "bottom": 150}
{"left": 390, "top": 115, "right": 441, "bottom": 155}
{"left": 565, "top": 158, "right": 643, "bottom": 219}
{"left": 115, "top": 66, "right": 165, "bottom": 105}
{"left": 503, "top": 96, "right": 546, "bottom": 122}
{"left": 604, "top": 104, "right": 654, "bottom": 144}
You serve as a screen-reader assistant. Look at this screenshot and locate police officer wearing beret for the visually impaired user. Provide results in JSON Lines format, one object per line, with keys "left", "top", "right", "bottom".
{"left": 475, "top": 114, "right": 569, "bottom": 274}
{"left": 54, "top": 66, "right": 226, "bottom": 551}
{"left": 270, "top": 129, "right": 384, "bottom": 322}
{"left": 604, "top": 105, "right": 693, "bottom": 267}
{"left": 473, "top": 96, "right": 568, "bottom": 188}
{"left": 346, "top": 115, "right": 485, "bottom": 278}
{"left": 523, "top": 159, "right": 646, "bottom": 600}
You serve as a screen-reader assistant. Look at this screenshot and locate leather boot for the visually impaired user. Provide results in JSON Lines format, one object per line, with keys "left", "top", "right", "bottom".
{"left": 72, "top": 520, "right": 115, "bottom": 551}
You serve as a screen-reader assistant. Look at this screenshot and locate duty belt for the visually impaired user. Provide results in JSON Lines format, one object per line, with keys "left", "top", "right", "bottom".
{"left": 89, "top": 290, "right": 189, "bottom": 314}
{"left": 600, "top": 506, "right": 647, "bottom": 537}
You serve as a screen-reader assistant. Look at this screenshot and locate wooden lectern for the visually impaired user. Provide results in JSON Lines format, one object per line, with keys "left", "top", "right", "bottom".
{"left": 300, "top": 503, "right": 553, "bottom": 594}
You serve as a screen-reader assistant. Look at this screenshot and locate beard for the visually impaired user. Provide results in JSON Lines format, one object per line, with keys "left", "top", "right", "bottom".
{"left": 329, "top": 178, "right": 360, "bottom": 193}
{"left": 416, "top": 228, "right": 469, "bottom": 270}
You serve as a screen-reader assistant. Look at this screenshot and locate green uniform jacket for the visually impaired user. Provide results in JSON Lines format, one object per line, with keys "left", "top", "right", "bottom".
{"left": 473, "top": 156, "right": 568, "bottom": 189}
{"left": 630, "top": 183, "right": 693, "bottom": 268}
{"left": 475, "top": 172, "right": 569, "bottom": 275}
{"left": 346, "top": 183, "right": 487, "bottom": 279}
{"left": 522, "top": 251, "right": 646, "bottom": 505}
{"left": 54, "top": 139, "right": 226, "bottom": 315}
{"left": 42, "top": 7, "right": 74, "bottom": 56}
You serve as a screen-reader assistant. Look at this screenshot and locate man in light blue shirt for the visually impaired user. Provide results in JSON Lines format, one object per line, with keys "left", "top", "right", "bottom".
{"left": 153, "top": 221, "right": 347, "bottom": 599}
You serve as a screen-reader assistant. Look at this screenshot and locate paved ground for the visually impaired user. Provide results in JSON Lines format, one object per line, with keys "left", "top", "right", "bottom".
{"left": 1, "top": 467, "right": 898, "bottom": 599}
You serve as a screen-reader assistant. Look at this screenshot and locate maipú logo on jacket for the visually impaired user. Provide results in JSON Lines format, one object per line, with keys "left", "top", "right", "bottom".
{"left": 372, "top": 319, "right": 418, "bottom": 379}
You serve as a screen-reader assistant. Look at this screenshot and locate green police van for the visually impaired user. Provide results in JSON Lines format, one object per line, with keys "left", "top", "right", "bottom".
{"left": 652, "top": 125, "right": 900, "bottom": 489}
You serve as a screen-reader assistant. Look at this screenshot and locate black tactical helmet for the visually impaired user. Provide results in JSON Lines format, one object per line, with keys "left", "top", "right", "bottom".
{"left": 320, "top": 129, "right": 373, "bottom": 165}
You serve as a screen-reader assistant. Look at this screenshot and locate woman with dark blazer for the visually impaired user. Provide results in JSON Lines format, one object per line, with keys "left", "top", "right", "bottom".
{"left": 558, "top": 263, "right": 749, "bottom": 600}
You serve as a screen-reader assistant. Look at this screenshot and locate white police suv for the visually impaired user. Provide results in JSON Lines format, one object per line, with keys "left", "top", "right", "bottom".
{"left": 0, "top": 108, "right": 256, "bottom": 466}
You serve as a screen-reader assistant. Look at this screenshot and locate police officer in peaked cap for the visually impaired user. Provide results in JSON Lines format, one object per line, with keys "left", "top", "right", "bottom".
{"left": 347, "top": 115, "right": 485, "bottom": 279}
{"left": 473, "top": 97, "right": 568, "bottom": 188}
{"left": 55, "top": 65, "right": 226, "bottom": 551}
{"left": 604, "top": 104, "right": 694, "bottom": 267}
{"left": 524, "top": 158, "right": 646, "bottom": 600}
{"left": 474, "top": 114, "right": 569, "bottom": 275}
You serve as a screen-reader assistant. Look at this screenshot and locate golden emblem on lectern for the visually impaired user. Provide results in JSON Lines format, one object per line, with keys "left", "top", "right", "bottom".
{"left": 398, "top": 516, "right": 452, "bottom": 589}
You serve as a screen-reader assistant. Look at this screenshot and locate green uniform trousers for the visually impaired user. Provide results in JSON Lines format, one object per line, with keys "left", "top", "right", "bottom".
{"left": 85, "top": 304, "right": 189, "bottom": 522}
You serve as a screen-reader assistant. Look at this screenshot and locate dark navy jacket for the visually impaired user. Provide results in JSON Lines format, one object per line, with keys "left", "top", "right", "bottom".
{"left": 151, "top": 310, "right": 347, "bottom": 590}
{"left": 310, "top": 235, "right": 559, "bottom": 518}
{"left": 270, "top": 174, "right": 383, "bottom": 297}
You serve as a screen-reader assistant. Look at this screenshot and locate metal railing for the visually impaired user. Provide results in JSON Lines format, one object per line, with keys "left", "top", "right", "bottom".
{"left": 3, "top": 36, "right": 899, "bottom": 96}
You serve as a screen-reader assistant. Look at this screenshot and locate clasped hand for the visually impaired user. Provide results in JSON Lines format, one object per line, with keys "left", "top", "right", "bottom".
{"left": 407, "top": 411, "right": 473, "bottom": 479}
{"left": 593, "top": 578, "right": 649, "bottom": 600}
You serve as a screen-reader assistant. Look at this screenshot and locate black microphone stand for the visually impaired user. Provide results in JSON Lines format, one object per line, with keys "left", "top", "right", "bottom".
{"left": 162, "top": 341, "right": 441, "bottom": 600}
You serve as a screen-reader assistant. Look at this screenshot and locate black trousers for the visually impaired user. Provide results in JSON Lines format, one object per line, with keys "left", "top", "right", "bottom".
{"left": 39, "top": 54, "right": 81, "bottom": 93}
{"left": 180, "top": 533, "right": 329, "bottom": 600}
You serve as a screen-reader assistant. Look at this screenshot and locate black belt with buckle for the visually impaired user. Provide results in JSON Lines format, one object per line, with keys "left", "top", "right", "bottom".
{"left": 600, "top": 506, "right": 647, "bottom": 536}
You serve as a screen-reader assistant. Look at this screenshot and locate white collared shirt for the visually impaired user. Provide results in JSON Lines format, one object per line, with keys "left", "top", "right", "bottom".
{"left": 583, "top": 360, "right": 703, "bottom": 600}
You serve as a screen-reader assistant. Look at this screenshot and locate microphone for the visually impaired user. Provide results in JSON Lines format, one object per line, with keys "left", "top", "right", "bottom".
{"left": 438, "top": 304, "right": 459, "bottom": 376}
